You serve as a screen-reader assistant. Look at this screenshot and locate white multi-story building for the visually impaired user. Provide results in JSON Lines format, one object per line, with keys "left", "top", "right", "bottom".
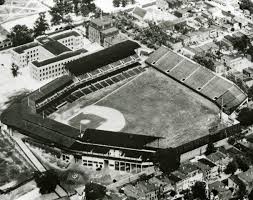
{"left": 11, "top": 30, "right": 84, "bottom": 69}
{"left": 11, "top": 30, "right": 85, "bottom": 81}
{"left": 51, "top": 31, "right": 84, "bottom": 51}
{"left": 29, "top": 49, "right": 87, "bottom": 81}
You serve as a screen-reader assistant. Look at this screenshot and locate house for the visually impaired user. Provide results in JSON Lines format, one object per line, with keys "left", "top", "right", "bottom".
{"left": 194, "top": 158, "right": 219, "bottom": 180}
{"left": 243, "top": 67, "right": 253, "bottom": 78}
{"left": 148, "top": 175, "right": 174, "bottom": 194}
{"left": 132, "top": 7, "right": 147, "bottom": 21}
{"left": 222, "top": 55, "right": 243, "bottom": 71}
{"left": 237, "top": 167, "right": 253, "bottom": 191}
{"left": 209, "top": 181, "right": 232, "bottom": 200}
{"left": 174, "top": 9, "right": 190, "bottom": 18}
{"left": 206, "top": 151, "right": 231, "bottom": 172}
{"left": 228, "top": 175, "right": 241, "bottom": 190}
{"left": 168, "top": 162, "right": 203, "bottom": 192}
{"left": 11, "top": 29, "right": 84, "bottom": 80}
{"left": 244, "top": 77, "right": 253, "bottom": 88}
{"left": 122, "top": 181, "right": 159, "bottom": 200}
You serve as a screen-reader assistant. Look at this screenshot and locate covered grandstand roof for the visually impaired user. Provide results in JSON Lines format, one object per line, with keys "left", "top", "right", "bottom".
{"left": 80, "top": 129, "right": 161, "bottom": 149}
{"left": 29, "top": 75, "right": 73, "bottom": 103}
{"left": 145, "top": 46, "right": 247, "bottom": 113}
{"left": 65, "top": 40, "right": 140, "bottom": 76}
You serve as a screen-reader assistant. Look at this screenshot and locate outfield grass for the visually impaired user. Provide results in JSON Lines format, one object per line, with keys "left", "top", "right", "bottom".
{"left": 52, "top": 68, "right": 220, "bottom": 148}
{"left": 95, "top": 68, "right": 220, "bottom": 147}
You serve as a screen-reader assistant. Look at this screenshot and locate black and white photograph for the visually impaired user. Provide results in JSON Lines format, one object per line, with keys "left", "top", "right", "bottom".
{"left": 0, "top": 0, "right": 253, "bottom": 199}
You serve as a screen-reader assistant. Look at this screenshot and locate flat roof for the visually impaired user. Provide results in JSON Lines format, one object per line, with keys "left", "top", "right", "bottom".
{"left": 66, "top": 40, "right": 140, "bottom": 76}
{"left": 101, "top": 27, "right": 119, "bottom": 35}
{"left": 32, "top": 49, "right": 87, "bottom": 67}
{"left": 13, "top": 42, "right": 40, "bottom": 54}
{"left": 90, "top": 17, "right": 113, "bottom": 27}
{"left": 29, "top": 75, "right": 73, "bottom": 103}
{"left": 51, "top": 30, "right": 81, "bottom": 41}
{"left": 42, "top": 39, "right": 71, "bottom": 55}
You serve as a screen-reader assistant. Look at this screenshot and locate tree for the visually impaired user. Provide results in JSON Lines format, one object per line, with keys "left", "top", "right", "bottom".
{"left": 237, "top": 179, "right": 247, "bottom": 199}
{"left": 191, "top": 181, "right": 207, "bottom": 200}
{"left": 33, "top": 13, "right": 49, "bottom": 38}
{"left": 34, "top": 170, "right": 59, "bottom": 194}
{"left": 0, "top": 0, "right": 5, "bottom": 5}
{"left": 49, "top": 1, "right": 65, "bottom": 26}
{"left": 205, "top": 142, "right": 216, "bottom": 155}
{"left": 80, "top": 0, "right": 96, "bottom": 17}
{"left": 233, "top": 35, "right": 250, "bottom": 55}
{"left": 237, "top": 107, "right": 253, "bottom": 126}
{"left": 85, "top": 182, "right": 106, "bottom": 200}
{"left": 248, "top": 189, "right": 253, "bottom": 200}
{"left": 73, "top": 0, "right": 80, "bottom": 15}
{"left": 113, "top": 0, "right": 121, "bottom": 7}
{"left": 235, "top": 156, "right": 249, "bottom": 172}
{"left": 7, "top": 25, "right": 34, "bottom": 47}
{"left": 224, "top": 160, "right": 238, "bottom": 174}
{"left": 121, "top": 0, "right": 128, "bottom": 7}
{"left": 152, "top": 148, "right": 180, "bottom": 174}
{"left": 11, "top": 64, "right": 19, "bottom": 77}
{"left": 193, "top": 55, "right": 215, "bottom": 71}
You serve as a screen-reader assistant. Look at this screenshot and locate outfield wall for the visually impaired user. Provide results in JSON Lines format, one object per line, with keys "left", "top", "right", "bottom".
{"left": 175, "top": 123, "right": 241, "bottom": 158}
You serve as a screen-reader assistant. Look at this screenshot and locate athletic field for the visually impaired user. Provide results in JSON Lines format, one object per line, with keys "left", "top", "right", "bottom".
{"left": 52, "top": 68, "right": 220, "bottom": 148}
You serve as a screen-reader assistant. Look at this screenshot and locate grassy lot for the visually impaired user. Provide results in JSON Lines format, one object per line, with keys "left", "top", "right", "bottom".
{"left": 0, "top": 132, "right": 34, "bottom": 189}
{"left": 96, "top": 68, "right": 220, "bottom": 147}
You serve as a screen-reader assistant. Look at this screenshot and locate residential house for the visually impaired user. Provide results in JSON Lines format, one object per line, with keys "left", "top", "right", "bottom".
{"left": 168, "top": 162, "right": 203, "bottom": 192}
{"left": 237, "top": 167, "right": 253, "bottom": 192}
{"left": 174, "top": 9, "right": 190, "bottom": 18}
{"left": 209, "top": 181, "right": 232, "bottom": 200}
{"left": 228, "top": 175, "right": 241, "bottom": 191}
{"left": 132, "top": 7, "right": 147, "bottom": 21}
{"left": 243, "top": 67, "right": 253, "bottom": 78}
{"left": 194, "top": 158, "right": 219, "bottom": 180}
{"left": 206, "top": 151, "right": 232, "bottom": 172}
{"left": 148, "top": 175, "right": 174, "bottom": 194}
{"left": 123, "top": 181, "right": 159, "bottom": 200}
{"left": 222, "top": 55, "right": 243, "bottom": 71}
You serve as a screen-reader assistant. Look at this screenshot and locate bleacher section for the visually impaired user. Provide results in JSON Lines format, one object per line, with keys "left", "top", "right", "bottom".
{"left": 146, "top": 46, "right": 247, "bottom": 113}
{"left": 66, "top": 40, "right": 140, "bottom": 76}
{"left": 37, "top": 62, "right": 145, "bottom": 116}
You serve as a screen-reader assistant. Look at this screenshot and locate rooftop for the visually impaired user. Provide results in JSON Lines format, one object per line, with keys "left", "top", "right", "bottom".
{"left": 206, "top": 151, "right": 227, "bottom": 163}
{"left": 90, "top": 17, "right": 113, "bottom": 28}
{"left": 13, "top": 42, "right": 40, "bottom": 54}
{"left": 101, "top": 27, "right": 119, "bottom": 35}
{"left": 42, "top": 39, "right": 71, "bottom": 56}
{"left": 238, "top": 167, "right": 253, "bottom": 184}
{"left": 51, "top": 30, "right": 81, "bottom": 41}
{"left": 132, "top": 6, "right": 147, "bottom": 18}
{"left": 32, "top": 49, "right": 87, "bottom": 67}
{"left": 66, "top": 40, "right": 140, "bottom": 76}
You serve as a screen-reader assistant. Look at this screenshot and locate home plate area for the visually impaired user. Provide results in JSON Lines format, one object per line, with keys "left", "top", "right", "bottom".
{"left": 67, "top": 105, "right": 126, "bottom": 132}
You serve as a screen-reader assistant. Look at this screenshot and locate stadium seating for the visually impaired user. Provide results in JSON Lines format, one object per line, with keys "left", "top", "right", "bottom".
{"left": 146, "top": 47, "right": 247, "bottom": 113}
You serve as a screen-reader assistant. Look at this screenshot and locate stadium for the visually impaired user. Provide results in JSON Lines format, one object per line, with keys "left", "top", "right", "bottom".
{"left": 0, "top": 41, "right": 247, "bottom": 173}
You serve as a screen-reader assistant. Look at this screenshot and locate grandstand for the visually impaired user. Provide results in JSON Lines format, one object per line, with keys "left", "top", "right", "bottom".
{"left": 0, "top": 40, "right": 155, "bottom": 172}
{"left": 146, "top": 46, "right": 247, "bottom": 114}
